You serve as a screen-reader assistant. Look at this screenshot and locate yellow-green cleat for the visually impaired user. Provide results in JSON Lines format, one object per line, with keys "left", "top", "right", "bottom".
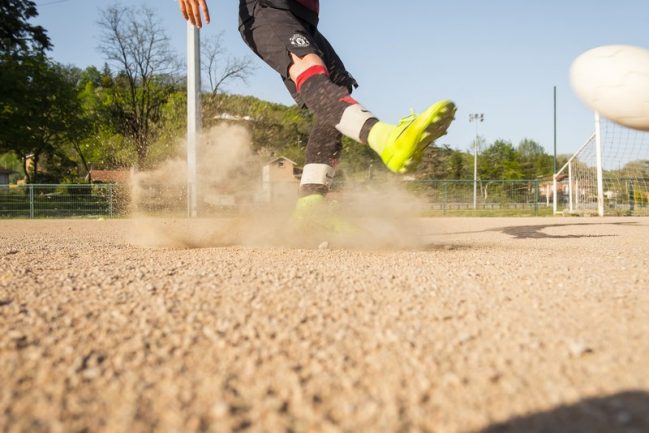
{"left": 368, "top": 100, "right": 456, "bottom": 174}
{"left": 292, "top": 194, "right": 356, "bottom": 235}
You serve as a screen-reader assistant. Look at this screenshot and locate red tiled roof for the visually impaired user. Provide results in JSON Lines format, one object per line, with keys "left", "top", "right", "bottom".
{"left": 90, "top": 170, "right": 131, "bottom": 183}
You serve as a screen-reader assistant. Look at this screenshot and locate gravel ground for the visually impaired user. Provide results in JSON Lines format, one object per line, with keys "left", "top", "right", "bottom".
{"left": 1, "top": 217, "right": 648, "bottom": 433}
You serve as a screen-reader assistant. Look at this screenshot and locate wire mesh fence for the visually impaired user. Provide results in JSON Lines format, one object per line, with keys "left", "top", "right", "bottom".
{"left": 404, "top": 180, "right": 547, "bottom": 216}
{"left": 0, "top": 184, "right": 127, "bottom": 218}
{"left": 0, "top": 180, "right": 549, "bottom": 219}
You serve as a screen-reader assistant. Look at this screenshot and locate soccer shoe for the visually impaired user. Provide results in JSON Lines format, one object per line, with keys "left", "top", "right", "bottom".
{"left": 370, "top": 100, "right": 456, "bottom": 174}
{"left": 292, "top": 194, "right": 356, "bottom": 234}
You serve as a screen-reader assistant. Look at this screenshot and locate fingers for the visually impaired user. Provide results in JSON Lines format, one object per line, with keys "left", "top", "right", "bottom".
{"left": 179, "top": 0, "right": 210, "bottom": 28}
{"left": 191, "top": 1, "right": 202, "bottom": 28}
{"left": 178, "top": 0, "right": 189, "bottom": 21}
{"left": 200, "top": 0, "right": 210, "bottom": 24}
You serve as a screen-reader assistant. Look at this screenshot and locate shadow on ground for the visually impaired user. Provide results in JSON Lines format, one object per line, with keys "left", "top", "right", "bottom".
{"left": 434, "top": 222, "right": 642, "bottom": 240}
{"left": 475, "top": 391, "right": 649, "bottom": 433}
{"left": 494, "top": 223, "right": 619, "bottom": 239}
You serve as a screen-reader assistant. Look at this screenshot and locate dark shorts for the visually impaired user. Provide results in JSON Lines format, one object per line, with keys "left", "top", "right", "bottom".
{"left": 239, "top": 2, "right": 358, "bottom": 105}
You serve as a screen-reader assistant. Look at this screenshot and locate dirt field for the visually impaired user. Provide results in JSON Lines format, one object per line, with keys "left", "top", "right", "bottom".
{"left": 1, "top": 217, "right": 648, "bottom": 433}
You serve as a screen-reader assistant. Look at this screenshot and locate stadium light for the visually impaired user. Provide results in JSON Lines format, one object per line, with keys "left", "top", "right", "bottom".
{"left": 469, "top": 113, "right": 484, "bottom": 210}
{"left": 187, "top": 23, "right": 201, "bottom": 218}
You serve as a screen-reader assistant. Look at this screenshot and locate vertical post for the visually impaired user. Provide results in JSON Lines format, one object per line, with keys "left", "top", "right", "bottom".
{"left": 553, "top": 86, "right": 557, "bottom": 176}
{"left": 469, "top": 113, "right": 484, "bottom": 210}
{"left": 109, "top": 184, "right": 114, "bottom": 218}
{"left": 187, "top": 23, "right": 201, "bottom": 218}
{"left": 575, "top": 179, "right": 580, "bottom": 209}
{"left": 552, "top": 175, "right": 558, "bottom": 215}
{"left": 473, "top": 144, "right": 478, "bottom": 210}
{"left": 443, "top": 181, "right": 448, "bottom": 216}
{"left": 29, "top": 184, "right": 34, "bottom": 219}
{"left": 534, "top": 180, "right": 539, "bottom": 216}
{"left": 546, "top": 184, "right": 550, "bottom": 207}
{"left": 594, "top": 112, "right": 605, "bottom": 217}
{"left": 568, "top": 161, "right": 573, "bottom": 213}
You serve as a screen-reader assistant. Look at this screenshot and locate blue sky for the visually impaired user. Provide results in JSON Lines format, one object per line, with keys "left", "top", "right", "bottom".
{"left": 34, "top": 0, "right": 649, "bottom": 156}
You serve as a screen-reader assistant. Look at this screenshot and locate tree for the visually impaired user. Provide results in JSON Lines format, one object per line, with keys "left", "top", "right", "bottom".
{"left": 480, "top": 139, "right": 523, "bottom": 180}
{"left": 0, "top": 0, "right": 51, "bottom": 54}
{"left": 0, "top": 57, "right": 85, "bottom": 181}
{"left": 478, "top": 139, "right": 523, "bottom": 201}
{"left": 0, "top": 0, "right": 53, "bottom": 179}
{"left": 60, "top": 64, "right": 140, "bottom": 171}
{"left": 98, "top": 4, "right": 178, "bottom": 167}
{"left": 517, "top": 138, "right": 553, "bottom": 179}
{"left": 416, "top": 144, "right": 467, "bottom": 180}
{"left": 449, "top": 149, "right": 475, "bottom": 180}
{"left": 201, "top": 32, "right": 256, "bottom": 95}
{"left": 621, "top": 160, "right": 649, "bottom": 178}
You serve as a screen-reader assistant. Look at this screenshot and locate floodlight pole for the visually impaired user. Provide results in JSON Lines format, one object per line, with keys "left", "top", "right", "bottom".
{"left": 469, "top": 113, "right": 484, "bottom": 210}
{"left": 553, "top": 86, "right": 557, "bottom": 175}
{"left": 187, "top": 23, "right": 201, "bottom": 218}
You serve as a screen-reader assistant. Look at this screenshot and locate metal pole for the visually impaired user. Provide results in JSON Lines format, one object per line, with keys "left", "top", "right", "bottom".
{"left": 553, "top": 86, "right": 557, "bottom": 175}
{"left": 552, "top": 176, "right": 558, "bottom": 215}
{"left": 568, "top": 161, "right": 573, "bottom": 213}
{"left": 469, "top": 113, "right": 484, "bottom": 210}
{"left": 29, "top": 184, "right": 34, "bottom": 219}
{"left": 187, "top": 23, "right": 201, "bottom": 218}
{"left": 473, "top": 141, "right": 478, "bottom": 209}
{"left": 443, "top": 181, "right": 448, "bottom": 215}
{"left": 594, "top": 112, "right": 605, "bottom": 217}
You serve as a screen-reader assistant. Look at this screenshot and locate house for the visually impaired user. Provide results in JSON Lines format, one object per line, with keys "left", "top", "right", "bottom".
{"left": 260, "top": 157, "right": 301, "bottom": 204}
{"left": 88, "top": 169, "right": 133, "bottom": 184}
{"left": 214, "top": 112, "right": 254, "bottom": 122}
{"left": 0, "top": 167, "right": 16, "bottom": 185}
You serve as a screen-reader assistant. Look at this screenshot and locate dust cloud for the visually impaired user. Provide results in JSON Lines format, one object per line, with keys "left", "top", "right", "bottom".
{"left": 127, "top": 124, "right": 431, "bottom": 250}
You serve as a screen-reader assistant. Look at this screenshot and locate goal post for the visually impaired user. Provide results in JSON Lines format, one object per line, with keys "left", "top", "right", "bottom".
{"left": 553, "top": 114, "right": 649, "bottom": 216}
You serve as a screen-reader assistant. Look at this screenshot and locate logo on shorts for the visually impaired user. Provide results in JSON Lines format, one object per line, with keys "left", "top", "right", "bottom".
{"left": 289, "top": 33, "right": 310, "bottom": 48}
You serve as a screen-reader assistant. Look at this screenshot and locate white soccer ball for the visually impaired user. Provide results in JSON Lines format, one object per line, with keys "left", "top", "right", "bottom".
{"left": 570, "top": 45, "right": 649, "bottom": 131}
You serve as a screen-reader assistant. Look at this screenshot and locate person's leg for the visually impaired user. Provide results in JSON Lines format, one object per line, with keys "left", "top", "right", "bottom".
{"left": 240, "top": 5, "right": 456, "bottom": 182}
{"left": 287, "top": 39, "right": 456, "bottom": 178}
{"left": 239, "top": 6, "right": 366, "bottom": 197}
{"left": 289, "top": 53, "right": 376, "bottom": 147}
{"left": 286, "top": 53, "right": 360, "bottom": 196}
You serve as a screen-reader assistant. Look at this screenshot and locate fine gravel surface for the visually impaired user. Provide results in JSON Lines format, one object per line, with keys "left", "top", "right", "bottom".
{"left": 1, "top": 217, "right": 648, "bottom": 433}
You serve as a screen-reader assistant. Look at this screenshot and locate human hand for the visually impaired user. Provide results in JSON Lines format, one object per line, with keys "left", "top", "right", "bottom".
{"left": 178, "top": 0, "right": 210, "bottom": 28}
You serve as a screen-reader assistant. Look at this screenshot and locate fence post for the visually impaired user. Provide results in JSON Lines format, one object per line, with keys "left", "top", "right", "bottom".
{"left": 109, "top": 184, "right": 114, "bottom": 218}
{"left": 443, "top": 181, "right": 448, "bottom": 216}
{"left": 552, "top": 176, "right": 558, "bottom": 215}
{"left": 29, "top": 184, "right": 34, "bottom": 219}
{"left": 534, "top": 180, "right": 539, "bottom": 216}
{"left": 594, "top": 112, "right": 605, "bottom": 217}
{"left": 568, "top": 161, "right": 573, "bottom": 213}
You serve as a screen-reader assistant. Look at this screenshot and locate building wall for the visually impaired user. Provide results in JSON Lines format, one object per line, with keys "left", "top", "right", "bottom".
{"left": 261, "top": 160, "right": 299, "bottom": 204}
{"left": 268, "top": 163, "right": 296, "bottom": 183}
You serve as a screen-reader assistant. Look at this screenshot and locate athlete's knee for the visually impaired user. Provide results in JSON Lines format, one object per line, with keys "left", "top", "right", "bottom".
{"left": 289, "top": 53, "right": 325, "bottom": 83}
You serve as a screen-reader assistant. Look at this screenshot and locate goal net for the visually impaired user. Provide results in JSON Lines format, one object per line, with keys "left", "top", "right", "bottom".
{"left": 554, "top": 114, "right": 649, "bottom": 216}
